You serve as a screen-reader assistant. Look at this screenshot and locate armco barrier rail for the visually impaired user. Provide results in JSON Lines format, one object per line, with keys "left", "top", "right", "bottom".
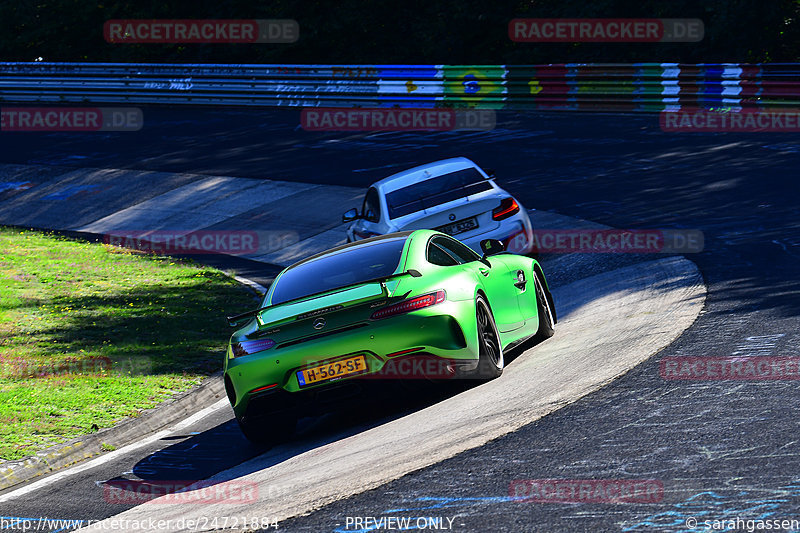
{"left": 1, "top": 62, "right": 799, "bottom": 111}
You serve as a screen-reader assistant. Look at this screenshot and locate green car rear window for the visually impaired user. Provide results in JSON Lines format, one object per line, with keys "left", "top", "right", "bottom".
{"left": 270, "top": 238, "right": 407, "bottom": 305}
{"left": 385, "top": 167, "right": 492, "bottom": 219}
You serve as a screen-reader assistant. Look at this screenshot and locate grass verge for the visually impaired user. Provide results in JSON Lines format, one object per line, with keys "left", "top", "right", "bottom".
{"left": 0, "top": 227, "right": 256, "bottom": 461}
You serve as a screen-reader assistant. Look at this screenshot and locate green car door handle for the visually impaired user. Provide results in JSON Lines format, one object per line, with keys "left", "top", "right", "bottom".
{"left": 478, "top": 267, "right": 490, "bottom": 277}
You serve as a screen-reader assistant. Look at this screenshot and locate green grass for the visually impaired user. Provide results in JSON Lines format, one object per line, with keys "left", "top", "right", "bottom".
{"left": 0, "top": 227, "right": 257, "bottom": 461}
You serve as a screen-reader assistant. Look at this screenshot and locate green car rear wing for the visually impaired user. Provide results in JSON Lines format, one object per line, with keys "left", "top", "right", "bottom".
{"left": 226, "top": 269, "right": 422, "bottom": 327}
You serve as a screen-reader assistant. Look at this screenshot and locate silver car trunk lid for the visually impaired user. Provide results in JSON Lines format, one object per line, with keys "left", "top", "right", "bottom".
{"left": 394, "top": 193, "right": 504, "bottom": 235}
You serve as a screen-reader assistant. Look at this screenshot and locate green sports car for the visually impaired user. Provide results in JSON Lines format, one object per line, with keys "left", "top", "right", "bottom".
{"left": 224, "top": 229, "right": 556, "bottom": 443}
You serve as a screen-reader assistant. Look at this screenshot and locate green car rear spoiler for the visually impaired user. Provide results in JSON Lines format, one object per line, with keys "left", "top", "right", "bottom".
{"left": 226, "top": 269, "right": 421, "bottom": 327}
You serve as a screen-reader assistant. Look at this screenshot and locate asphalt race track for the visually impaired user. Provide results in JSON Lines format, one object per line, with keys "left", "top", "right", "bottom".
{"left": 1, "top": 108, "right": 799, "bottom": 532}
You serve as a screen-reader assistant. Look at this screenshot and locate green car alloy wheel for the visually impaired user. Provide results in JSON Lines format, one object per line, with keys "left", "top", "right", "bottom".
{"left": 224, "top": 229, "right": 557, "bottom": 443}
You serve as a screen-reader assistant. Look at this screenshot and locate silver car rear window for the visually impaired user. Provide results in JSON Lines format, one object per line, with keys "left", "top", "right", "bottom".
{"left": 385, "top": 168, "right": 492, "bottom": 219}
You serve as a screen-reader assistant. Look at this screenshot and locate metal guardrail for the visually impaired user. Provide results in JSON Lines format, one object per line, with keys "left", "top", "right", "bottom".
{"left": 1, "top": 62, "right": 799, "bottom": 111}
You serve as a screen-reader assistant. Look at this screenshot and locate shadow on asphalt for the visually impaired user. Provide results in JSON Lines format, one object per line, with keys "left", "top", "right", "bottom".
{"left": 101, "top": 336, "right": 550, "bottom": 499}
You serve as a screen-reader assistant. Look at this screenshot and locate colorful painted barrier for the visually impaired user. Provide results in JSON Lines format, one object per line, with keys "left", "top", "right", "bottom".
{"left": 0, "top": 62, "right": 798, "bottom": 112}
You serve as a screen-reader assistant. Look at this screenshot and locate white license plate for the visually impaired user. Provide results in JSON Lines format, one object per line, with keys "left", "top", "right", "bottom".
{"left": 439, "top": 217, "right": 478, "bottom": 236}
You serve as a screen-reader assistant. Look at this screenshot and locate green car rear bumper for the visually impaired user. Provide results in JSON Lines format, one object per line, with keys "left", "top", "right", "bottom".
{"left": 224, "top": 301, "right": 479, "bottom": 420}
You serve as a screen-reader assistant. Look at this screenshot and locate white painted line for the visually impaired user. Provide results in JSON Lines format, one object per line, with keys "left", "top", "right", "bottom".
{"left": 0, "top": 398, "right": 229, "bottom": 504}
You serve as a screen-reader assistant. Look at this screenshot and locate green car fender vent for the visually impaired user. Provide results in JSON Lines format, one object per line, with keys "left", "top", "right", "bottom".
{"left": 275, "top": 323, "right": 369, "bottom": 350}
{"left": 450, "top": 317, "right": 468, "bottom": 349}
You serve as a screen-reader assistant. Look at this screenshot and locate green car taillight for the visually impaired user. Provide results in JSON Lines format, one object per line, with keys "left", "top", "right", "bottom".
{"left": 371, "top": 290, "right": 446, "bottom": 320}
{"left": 232, "top": 338, "right": 276, "bottom": 357}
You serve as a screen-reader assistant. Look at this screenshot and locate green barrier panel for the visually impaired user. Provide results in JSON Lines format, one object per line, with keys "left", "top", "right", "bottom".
{"left": 440, "top": 65, "right": 506, "bottom": 109}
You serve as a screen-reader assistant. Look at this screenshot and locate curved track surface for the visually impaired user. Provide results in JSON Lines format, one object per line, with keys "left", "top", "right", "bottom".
{"left": 0, "top": 109, "right": 798, "bottom": 532}
{"left": 72, "top": 255, "right": 702, "bottom": 532}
